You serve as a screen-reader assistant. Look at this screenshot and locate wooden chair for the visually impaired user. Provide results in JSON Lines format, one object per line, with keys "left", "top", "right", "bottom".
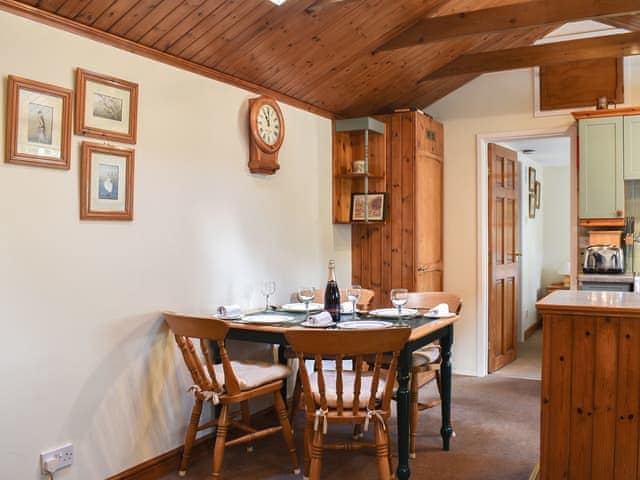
{"left": 311, "top": 288, "right": 375, "bottom": 311}
{"left": 405, "top": 292, "right": 462, "bottom": 459}
{"left": 285, "top": 327, "right": 411, "bottom": 480}
{"left": 164, "top": 312, "right": 299, "bottom": 478}
{"left": 287, "top": 288, "right": 376, "bottom": 420}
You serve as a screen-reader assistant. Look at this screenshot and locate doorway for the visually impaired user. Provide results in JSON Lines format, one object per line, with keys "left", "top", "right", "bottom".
{"left": 476, "top": 127, "right": 578, "bottom": 377}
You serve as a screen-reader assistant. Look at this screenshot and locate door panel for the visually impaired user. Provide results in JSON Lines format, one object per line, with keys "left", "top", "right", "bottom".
{"left": 414, "top": 151, "right": 443, "bottom": 291}
{"left": 488, "top": 143, "right": 519, "bottom": 373}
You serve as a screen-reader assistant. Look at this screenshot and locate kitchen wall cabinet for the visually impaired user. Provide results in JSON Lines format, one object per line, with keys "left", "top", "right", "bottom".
{"left": 351, "top": 111, "right": 443, "bottom": 308}
{"left": 578, "top": 116, "right": 624, "bottom": 219}
{"left": 624, "top": 115, "right": 640, "bottom": 180}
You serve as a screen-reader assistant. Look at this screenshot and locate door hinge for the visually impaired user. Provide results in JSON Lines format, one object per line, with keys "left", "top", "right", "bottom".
{"left": 488, "top": 168, "right": 492, "bottom": 176}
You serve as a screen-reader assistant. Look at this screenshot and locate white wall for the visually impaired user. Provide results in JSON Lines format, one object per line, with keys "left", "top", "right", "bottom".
{"left": 0, "top": 11, "right": 350, "bottom": 480}
{"left": 519, "top": 156, "right": 544, "bottom": 338}
{"left": 426, "top": 56, "right": 640, "bottom": 375}
{"left": 541, "top": 165, "right": 571, "bottom": 287}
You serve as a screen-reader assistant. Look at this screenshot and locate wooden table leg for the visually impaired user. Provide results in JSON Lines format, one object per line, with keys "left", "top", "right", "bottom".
{"left": 439, "top": 326, "right": 453, "bottom": 451}
{"left": 396, "top": 345, "right": 411, "bottom": 480}
{"left": 277, "top": 344, "right": 288, "bottom": 407}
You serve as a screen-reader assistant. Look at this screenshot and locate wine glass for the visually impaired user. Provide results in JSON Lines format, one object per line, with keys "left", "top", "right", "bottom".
{"left": 261, "top": 280, "right": 276, "bottom": 311}
{"left": 390, "top": 288, "right": 409, "bottom": 319}
{"left": 297, "top": 287, "right": 316, "bottom": 320}
{"left": 347, "top": 285, "right": 361, "bottom": 318}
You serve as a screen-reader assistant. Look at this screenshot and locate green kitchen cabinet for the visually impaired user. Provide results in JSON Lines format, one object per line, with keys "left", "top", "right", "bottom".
{"left": 624, "top": 115, "right": 640, "bottom": 180}
{"left": 579, "top": 116, "right": 624, "bottom": 219}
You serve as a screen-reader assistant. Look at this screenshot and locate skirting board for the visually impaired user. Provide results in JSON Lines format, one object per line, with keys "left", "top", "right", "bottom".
{"left": 105, "top": 433, "right": 214, "bottom": 480}
{"left": 524, "top": 319, "right": 542, "bottom": 340}
{"left": 105, "top": 405, "right": 273, "bottom": 480}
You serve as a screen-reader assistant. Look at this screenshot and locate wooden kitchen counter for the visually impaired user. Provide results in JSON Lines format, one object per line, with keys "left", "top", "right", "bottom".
{"left": 536, "top": 290, "right": 640, "bottom": 480}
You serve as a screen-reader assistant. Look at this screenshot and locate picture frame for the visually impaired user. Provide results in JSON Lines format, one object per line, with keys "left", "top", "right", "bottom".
{"left": 350, "top": 192, "right": 386, "bottom": 222}
{"left": 528, "top": 167, "right": 536, "bottom": 193}
{"left": 80, "top": 142, "right": 135, "bottom": 220}
{"left": 5, "top": 75, "right": 72, "bottom": 169}
{"left": 535, "top": 181, "right": 541, "bottom": 209}
{"left": 529, "top": 193, "right": 536, "bottom": 219}
{"left": 75, "top": 69, "right": 138, "bottom": 144}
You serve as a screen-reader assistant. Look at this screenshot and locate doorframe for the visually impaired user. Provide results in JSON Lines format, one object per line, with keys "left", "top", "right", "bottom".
{"left": 476, "top": 126, "right": 578, "bottom": 377}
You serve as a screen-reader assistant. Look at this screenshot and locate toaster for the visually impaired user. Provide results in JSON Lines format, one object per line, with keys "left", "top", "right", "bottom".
{"left": 583, "top": 245, "right": 624, "bottom": 273}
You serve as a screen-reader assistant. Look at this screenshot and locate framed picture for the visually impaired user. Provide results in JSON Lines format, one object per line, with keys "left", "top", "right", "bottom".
{"left": 529, "top": 193, "right": 536, "bottom": 219}
{"left": 535, "top": 181, "right": 541, "bottom": 209}
{"left": 5, "top": 76, "right": 72, "bottom": 169}
{"left": 80, "top": 142, "right": 135, "bottom": 220}
{"left": 350, "top": 193, "right": 386, "bottom": 222}
{"left": 528, "top": 167, "right": 536, "bottom": 192}
{"left": 75, "top": 69, "right": 138, "bottom": 144}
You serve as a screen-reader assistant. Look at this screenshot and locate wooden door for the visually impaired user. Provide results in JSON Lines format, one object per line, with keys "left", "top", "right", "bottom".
{"left": 488, "top": 143, "right": 519, "bottom": 373}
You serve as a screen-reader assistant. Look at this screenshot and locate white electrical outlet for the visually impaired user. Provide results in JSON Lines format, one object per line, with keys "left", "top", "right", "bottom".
{"left": 40, "top": 444, "right": 73, "bottom": 473}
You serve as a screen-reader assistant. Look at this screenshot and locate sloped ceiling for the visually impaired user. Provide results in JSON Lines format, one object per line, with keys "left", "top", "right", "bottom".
{"left": 5, "top": 0, "right": 639, "bottom": 117}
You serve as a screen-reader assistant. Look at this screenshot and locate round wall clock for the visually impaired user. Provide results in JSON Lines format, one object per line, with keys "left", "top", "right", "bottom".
{"left": 248, "top": 96, "right": 285, "bottom": 174}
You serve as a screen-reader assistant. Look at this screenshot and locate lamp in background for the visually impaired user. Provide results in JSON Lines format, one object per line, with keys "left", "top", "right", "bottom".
{"left": 558, "top": 261, "right": 571, "bottom": 287}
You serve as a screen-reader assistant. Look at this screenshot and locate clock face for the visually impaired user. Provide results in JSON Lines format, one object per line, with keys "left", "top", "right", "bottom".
{"left": 256, "top": 104, "right": 281, "bottom": 147}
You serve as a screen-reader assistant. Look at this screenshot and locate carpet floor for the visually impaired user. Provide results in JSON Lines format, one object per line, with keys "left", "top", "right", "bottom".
{"left": 158, "top": 375, "right": 540, "bottom": 480}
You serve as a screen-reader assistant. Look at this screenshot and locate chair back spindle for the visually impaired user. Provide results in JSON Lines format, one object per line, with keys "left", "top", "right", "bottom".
{"left": 164, "top": 312, "right": 242, "bottom": 397}
{"left": 286, "top": 328, "right": 410, "bottom": 425}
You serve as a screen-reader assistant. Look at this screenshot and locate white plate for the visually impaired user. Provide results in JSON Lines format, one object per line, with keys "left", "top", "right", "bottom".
{"left": 214, "top": 314, "right": 242, "bottom": 320}
{"left": 337, "top": 320, "right": 394, "bottom": 329}
{"left": 280, "top": 303, "right": 324, "bottom": 313}
{"left": 241, "top": 314, "right": 295, "bottom": 324}
{"left": 300, "top": 320, "right": 336, "bottom": 328}
{"left": 368, "top": 308, "right": 419, "bottom": 318}
{"left": 426, "top": 312, "right": 456, "bottom": 319}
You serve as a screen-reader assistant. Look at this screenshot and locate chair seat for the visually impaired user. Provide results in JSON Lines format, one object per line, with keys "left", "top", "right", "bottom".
{"left": 214, "top": 360, "right": 291, "bottom": 391}
{"left": 412, "top": 345, "right": 440, "bottom": 368}
{"left": 309, "top": 371, "right": 387, "bottom": 408}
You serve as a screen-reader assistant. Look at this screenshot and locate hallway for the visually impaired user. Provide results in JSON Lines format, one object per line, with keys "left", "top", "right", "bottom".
{"left": 492, "top": 329, "right": 542, "bottom": 381}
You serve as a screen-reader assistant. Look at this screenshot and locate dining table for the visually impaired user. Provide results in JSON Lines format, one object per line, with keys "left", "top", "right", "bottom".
{"left": 220, "top": 308, "right": 458, "bottom": 480}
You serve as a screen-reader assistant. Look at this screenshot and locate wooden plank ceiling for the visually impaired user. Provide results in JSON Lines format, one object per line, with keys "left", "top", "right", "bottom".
{"left": 10, "top": 0, "right": 640, "bottom": 117}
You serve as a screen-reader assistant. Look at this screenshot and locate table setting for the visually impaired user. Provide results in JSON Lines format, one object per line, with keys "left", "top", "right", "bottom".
{"left": 213, "top": 283, "right": 454, "bottom": 329}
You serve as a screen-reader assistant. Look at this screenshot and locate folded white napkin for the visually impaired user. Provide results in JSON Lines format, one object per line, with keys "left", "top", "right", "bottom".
{"left": 307, "top": 311, "right": 333, "bottom": 326}
{"left": 428, "top": 303, "right": 450, "bottom": 317}
{"left": 217, "top": 304, "right": 242, "bottom": 317}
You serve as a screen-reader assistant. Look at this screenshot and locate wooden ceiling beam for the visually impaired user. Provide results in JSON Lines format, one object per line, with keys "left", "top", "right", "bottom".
{"left": 419, "top": 30, "right": 640, "bottom": 82}
{"left": 376, "top": 0, "right": 640, "bottom": 52}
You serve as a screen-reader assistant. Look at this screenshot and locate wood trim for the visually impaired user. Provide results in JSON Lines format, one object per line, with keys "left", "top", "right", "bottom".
{"left": 419, "top": 31, "right": 640, "bottom": 81}
{"left": 5, "top": 75, "right": 72, "bottom": 169}
{"left": 524, "top": 319, "right": 542, "bottom": 340}
{"left": 376, "top": 0, "right": 640, "bottom": 51}
{"left": 572, "top": 106, "right": 640, "bottom": 120}
{"left": 578, "top": 218, "right": 626, "bottom": 227}
{"left": 75, "top": 68, "right": 139, "bottom": 144}
{"left": 80, "top": 142, "right": 135, "bottom": 221}
{"left": 105, "top": 403, "right": 281, "bottom": 480}
{"left": 106, "top": 433, "right": 214, "bottom": 480}
{"left": 0, "top": 0, "right": 336, "bottom": 120}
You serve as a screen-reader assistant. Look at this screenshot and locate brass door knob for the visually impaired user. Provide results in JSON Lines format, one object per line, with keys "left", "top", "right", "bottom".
{"left": 512, "top": 252, "right": 523, "bottom": 258}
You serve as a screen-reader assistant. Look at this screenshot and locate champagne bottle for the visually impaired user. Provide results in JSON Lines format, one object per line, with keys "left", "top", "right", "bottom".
{"left": 324, "top": 259, "right": 341, "bottom": 322}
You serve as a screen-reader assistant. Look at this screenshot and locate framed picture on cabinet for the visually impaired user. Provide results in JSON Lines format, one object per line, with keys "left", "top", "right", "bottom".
{"left": 529, "top": 193, "right": 536, "bottom": 219}
{"left": 350, "top": 192, "right": 386, "bottom": 222}
{"left": 535, "top": 181, "right": 541, "bottom": 209}
{"left": 80, "top": 142, "right": 135, "bottom": 220}
{"left": 75, "top": 69, "right": 138, "bottom": 144}
{"left": 5, "top": 75, "right": 72, "bottom": 169}
{"left": 528, "top": 167, "right": 536, "bottom": 192}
